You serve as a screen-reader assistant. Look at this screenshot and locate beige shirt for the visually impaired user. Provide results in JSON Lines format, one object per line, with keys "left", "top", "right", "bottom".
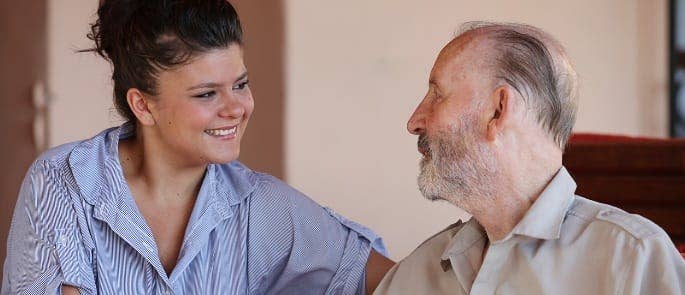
{"left": 375, "top": 167, "right": 685, "bottom": 295}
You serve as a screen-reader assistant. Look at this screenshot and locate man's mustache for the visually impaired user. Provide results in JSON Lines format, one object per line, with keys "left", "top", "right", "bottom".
{"left": 418, "top": 135, "right": 431, "bottom": 157}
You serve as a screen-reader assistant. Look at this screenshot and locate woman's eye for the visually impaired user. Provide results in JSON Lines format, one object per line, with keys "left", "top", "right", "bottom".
{"left": 193, "top": 91, "right": 216, "bottom": 98}
{"left": 233, "top": 80, "right": 249, "bottom": 91}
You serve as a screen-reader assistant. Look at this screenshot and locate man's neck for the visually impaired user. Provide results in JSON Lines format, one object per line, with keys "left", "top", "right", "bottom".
{"left": 467, "top": 190, "right": 532, "bottom": 242}
{"left": 458, "top": 164, "right": 561, "bottom": 242}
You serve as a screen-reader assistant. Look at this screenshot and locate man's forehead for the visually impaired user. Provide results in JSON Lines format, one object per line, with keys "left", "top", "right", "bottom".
{"left": 443, "top": 32, "right": 481, "bottom": 56}
{"left": 431, "top": 34, "right": 494, "bottom": 82}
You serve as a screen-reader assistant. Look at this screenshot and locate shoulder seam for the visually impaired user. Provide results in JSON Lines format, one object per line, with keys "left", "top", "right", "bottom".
{"left": 413, "top": 221, "right": 463, "bottom": 252}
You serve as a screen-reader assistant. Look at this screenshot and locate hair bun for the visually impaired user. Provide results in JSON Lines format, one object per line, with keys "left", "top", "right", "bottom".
{"left": 84, "top": 0, "right": 147, "bottom": 60}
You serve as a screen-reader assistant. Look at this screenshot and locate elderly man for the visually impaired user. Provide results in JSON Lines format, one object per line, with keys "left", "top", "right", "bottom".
{"left": 375, "top": 22, "right": 685, "bottom": 294}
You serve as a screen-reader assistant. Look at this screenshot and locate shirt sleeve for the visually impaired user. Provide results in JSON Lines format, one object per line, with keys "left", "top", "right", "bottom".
{"left": 621, "top": 231, "right": 685, "bottom": 295}
{"left": 247, "top": 174, "right": 387, "bottom": 295}
{"left": 1, "top": 160, "right": 92, "bottom": 295}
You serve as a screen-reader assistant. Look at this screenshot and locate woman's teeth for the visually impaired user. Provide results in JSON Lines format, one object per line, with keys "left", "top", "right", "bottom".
{"left": 204, "top": 127, "right": 237, "bottom": 136}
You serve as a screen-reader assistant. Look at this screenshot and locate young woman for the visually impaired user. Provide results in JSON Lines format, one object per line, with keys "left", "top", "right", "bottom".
{"left": 1, "top": 1, "right": 393, "bottom": 294}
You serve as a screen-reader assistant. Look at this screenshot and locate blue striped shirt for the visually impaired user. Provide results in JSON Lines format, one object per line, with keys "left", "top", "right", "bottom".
{"left": 2, "top": 123, "right": 386, "bottom": 294}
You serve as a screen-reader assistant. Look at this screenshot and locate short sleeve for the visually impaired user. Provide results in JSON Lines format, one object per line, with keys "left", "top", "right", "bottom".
{"left": 1, "top": 161, "right": 93, "bottom": 295}
{"left": 621, "top": 232, "right": 685, "bottom": 295}
{"left": 247, "top": 175, "right": 387, "bottom": 295}
{"left": 323, "top": 207, "right": 388, "bottom": 256}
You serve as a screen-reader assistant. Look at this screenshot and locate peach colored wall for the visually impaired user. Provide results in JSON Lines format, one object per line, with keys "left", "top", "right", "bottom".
{"left": 284, "top": 0, "right": 668, "bottom": 259}
{"left": 48, "top": 0, "right": 118, "bottom": 144}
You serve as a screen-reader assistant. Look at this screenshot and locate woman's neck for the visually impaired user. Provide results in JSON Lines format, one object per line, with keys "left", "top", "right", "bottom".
{"left": 118, "top": 135, "right": 206, "bottom": 204}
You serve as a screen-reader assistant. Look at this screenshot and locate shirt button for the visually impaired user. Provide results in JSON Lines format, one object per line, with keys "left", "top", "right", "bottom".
{"left": 59, "top": 236, "right": 68, "bottom": 244}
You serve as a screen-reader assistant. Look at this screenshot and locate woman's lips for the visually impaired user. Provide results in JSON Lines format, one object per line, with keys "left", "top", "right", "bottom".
{"left": 204, "top": 126, "right": 237, "bottom": 137}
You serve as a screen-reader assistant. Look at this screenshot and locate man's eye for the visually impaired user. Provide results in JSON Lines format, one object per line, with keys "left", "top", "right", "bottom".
{"left": 432, "top": 89, "right": 443, "bottom": 101}
{"left": 193, "top": 91, "right": 216, "bottom": 98}
{"left": 233, "top": 80, "right": 249, "bottom": 90}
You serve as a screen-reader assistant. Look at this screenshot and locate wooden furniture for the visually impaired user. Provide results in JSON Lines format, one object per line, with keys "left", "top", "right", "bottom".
{"left": 563, "top": 134, "right": 685, "bottom": 253}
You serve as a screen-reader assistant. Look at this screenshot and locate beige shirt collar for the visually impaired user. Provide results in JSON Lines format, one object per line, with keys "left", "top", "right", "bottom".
{"left": 511, "top": 166, "right": 577, "bottom": 240}
{"left": 440, "top": 166, "right": 577, "bottom": 260}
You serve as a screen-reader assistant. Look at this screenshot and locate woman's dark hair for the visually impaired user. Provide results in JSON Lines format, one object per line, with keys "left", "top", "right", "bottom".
{"left": 83, "top": 0, "right": 243, "bottom": 122}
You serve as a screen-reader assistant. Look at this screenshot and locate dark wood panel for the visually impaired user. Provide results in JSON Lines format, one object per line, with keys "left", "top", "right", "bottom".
{"left": 564, "top": 135, "right": 685, "bottom": 250}
{"left": 564, "top": 144, "right": 685, "bottom": 174}
{"left": 573, "top": 175, "right": 685, "bottom": 206}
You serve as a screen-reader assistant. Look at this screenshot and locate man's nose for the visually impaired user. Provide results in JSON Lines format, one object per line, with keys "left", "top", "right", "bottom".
{"left": 407, "top": 101, "right": 427, "bottom": 135}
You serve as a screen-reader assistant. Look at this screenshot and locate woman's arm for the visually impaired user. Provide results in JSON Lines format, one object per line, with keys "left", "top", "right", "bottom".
{"left": 62, "top": 286, "right": 80, "bottom": 295}
{"left": 365, "top": 250, "right": 395, "bottom": 294}
{"left": 3, "top": 160, "right": 90, "bottom": 294}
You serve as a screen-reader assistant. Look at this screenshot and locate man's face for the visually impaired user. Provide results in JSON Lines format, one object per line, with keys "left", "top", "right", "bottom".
{"left": 407, "top": 37, "right": 497, "bottom": 202}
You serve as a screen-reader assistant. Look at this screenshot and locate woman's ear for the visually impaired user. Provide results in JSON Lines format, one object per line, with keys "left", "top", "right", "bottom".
{"left": 126, "top": 88, "right": 156, "bottom": 126}
{"left": 486, "top": 85, "right": 518, "bottom": 141}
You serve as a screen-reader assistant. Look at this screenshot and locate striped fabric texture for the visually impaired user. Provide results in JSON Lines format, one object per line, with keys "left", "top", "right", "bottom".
{"left": 2, "top": 124, "right": 387, "bottom": 294}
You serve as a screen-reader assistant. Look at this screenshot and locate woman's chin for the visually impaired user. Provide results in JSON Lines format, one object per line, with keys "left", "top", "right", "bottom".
{"left": 206, "top": 151, "right": 240, "bottom": 164}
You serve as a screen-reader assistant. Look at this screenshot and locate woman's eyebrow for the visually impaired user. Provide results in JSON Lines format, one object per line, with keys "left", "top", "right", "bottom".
{"left": 234, "top": 71, "right": 248, "bottom": 83}
{"left": 186, "top": 82, "right": 223, "bottom": 91}
{"left": 186, "top": 72, "right": 249, "bottom": 91}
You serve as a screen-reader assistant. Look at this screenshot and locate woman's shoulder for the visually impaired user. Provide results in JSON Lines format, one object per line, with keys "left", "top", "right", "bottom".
{"left": 15, "top": 142, "right": 94, "bottom": 243}
{"left": 24, "top": 139, "right": 86, "bottom": 190}
{"left": 214, "top": 161, "right": 308, "bottom": 206}
{"left": 245, "top": 167, "right": 320, "bottom": 213}
{"left": 34, "top": 140, "right": 83, "bottom": 167}
{"left": 21, "top": 127, "right": 118, "bottom": 201}
{"left": 214, "top": 161, "right": 322, "bottom": 224}
{"left": 23, "top": 126, "right": 120, "bottom": 205}
{"left": 34, "top": 126, "right": 117, "bottom": 167}
{"left": 223, "top": 162, "right": 377, "bottom": 238}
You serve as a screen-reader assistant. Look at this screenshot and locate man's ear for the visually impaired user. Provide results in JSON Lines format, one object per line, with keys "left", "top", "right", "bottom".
{"left": 486, "top": 85, "right": 518, "bottom": 141}
{"left": 126, "top": 88, "right": 156, "bottom": 126}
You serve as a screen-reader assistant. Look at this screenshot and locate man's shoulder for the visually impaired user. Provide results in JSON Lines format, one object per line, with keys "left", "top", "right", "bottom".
{"left": 374, "top": 222, "right": 465, "bottom": 295}
{"left": 567, "top": 195, "right": 668, "bottom": 242}
{"left": 415, "top": 221, "right": 465, "bottom": 251}
{"left": 394, "top": 221, "right": 464, "bottom": 267}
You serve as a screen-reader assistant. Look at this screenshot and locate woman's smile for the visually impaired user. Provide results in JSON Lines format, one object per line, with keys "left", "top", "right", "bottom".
{"left": 204, "top": 125, "right": 238, "bottom": 139}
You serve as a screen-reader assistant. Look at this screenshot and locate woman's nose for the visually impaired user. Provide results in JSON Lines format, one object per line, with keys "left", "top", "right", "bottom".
{"left": 218, "top": 95, "right": 245, "bottom": 118}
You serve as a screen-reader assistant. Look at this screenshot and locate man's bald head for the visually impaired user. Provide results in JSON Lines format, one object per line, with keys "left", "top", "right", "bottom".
{"left": 447, "top": 22, "right": 579, "bottom": 148}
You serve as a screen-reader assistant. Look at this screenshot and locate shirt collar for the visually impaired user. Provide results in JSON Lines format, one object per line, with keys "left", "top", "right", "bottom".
{"left": 439, "top": 167, "right": 576, "bottom": 263}
{"left": 69, "top": 122, "right": 257, "bottom": 209}
{"left": 68, "top": 125, "right": 122, "bottom": 206}
{"left": 509, "top": 166, "right": 577, "bottom": 240}
{"left": 440, "top": 218, "right": 484, "bottom": 260}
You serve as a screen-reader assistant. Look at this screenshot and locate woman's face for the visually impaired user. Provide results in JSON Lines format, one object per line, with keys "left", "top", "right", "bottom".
{"left": 144, "top": 44, "right": 254, "bottom": 166}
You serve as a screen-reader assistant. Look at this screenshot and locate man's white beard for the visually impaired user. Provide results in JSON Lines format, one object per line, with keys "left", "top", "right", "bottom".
{"left": 417, "top": 120, "right": 496, "bottom": 204}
